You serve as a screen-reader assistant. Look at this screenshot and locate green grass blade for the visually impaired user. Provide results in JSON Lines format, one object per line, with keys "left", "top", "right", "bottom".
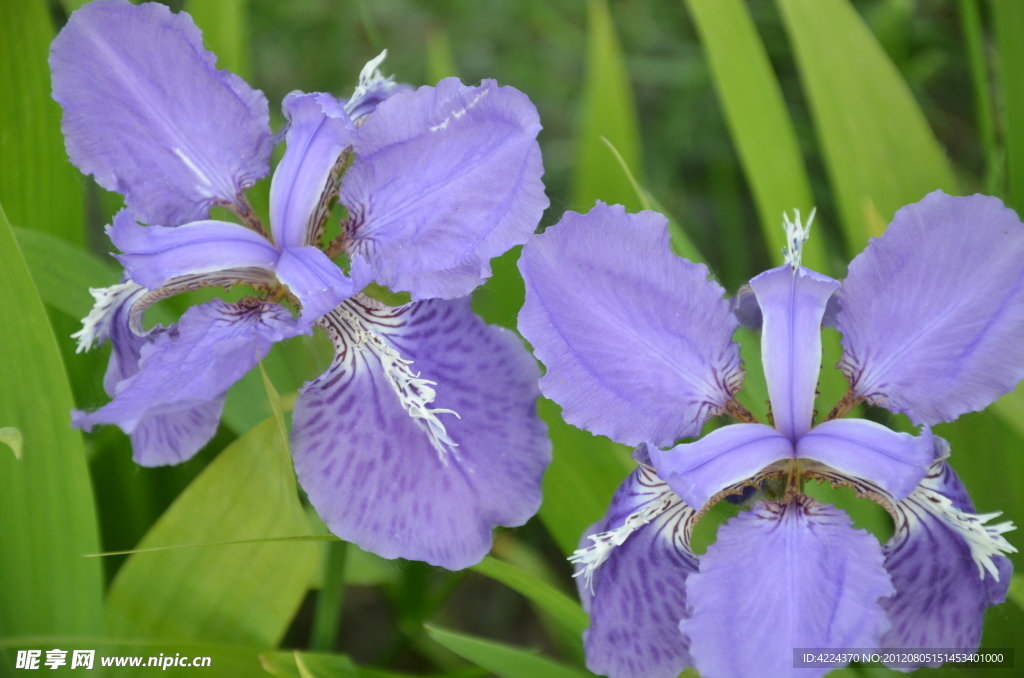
{"left": 685, "top": 0, "right": 825, "bottom": 271}
{"left": 0, "top": 0, "right": 84, "bottom": 245}
{"left": 105, "top": 416, "right": 318, "bottom": 647}
{"left": 13, "top": 227, "right": 119, "bottom": 318}
{"left": 993, "top": 0, "right": 1024, "bottom": 209}
{"left": 573, "top": 0, "right": 645, "bottom": 212}
{"left": 538, "top": 399, "right": 633, "bottom": 555}
{"left": 425, "top": 626, "right": 592, "bottom": 678}
{"left": 0, "top": 202, "right": 103, "bottom": 636}
{"left": 776, "top": 0, "right": 957, "bottom": 257}
{"left": 470, "top": 557, "right": 588, "bottom": 639}
{"left": 426, "top": 30, "right": 458, "bottom": 84}
{"left": 959, "top": 0, "right": 999, "bottom": 193}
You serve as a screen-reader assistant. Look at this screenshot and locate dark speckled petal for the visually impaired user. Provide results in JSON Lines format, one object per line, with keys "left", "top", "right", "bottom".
{"left": 291, "top": 295, "right": 549, "bottom": 569}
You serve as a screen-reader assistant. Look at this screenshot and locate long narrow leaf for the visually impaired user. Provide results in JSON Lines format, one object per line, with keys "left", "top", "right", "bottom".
{"left": 993, "top": 0, "right": 1024, "bottom": 208}
{"left": 470, "top": 557, "right": 588, "bottom": 639}
{"left": 573, "top": 0, "right": 645, "bottom": 211}
{"left": 425, "top": 626, "right": 592, "bottom": 678}
{"left": 0, "top": 202, "right": 103, "bottom": 636}
{"left": 685, "top": 0, "right": 825, "bottom": 271}
{"left": 186, "top": 0, "right": 251, "bottom": 80}
{"left": 0, "top": 0, "right": 84, "bottom": 245}
{"left": 105, "top": 416, "right": 318, "bottom": 647}
{"left": 776, "top": 0, "right": 957, "bottom": 256}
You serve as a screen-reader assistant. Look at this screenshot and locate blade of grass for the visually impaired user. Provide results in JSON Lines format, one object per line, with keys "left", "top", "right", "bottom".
{"left": 425, "top": 625, "right": 592, "bottom": 678}
{"left": 993, "top": 0, "right": 1024, "bottom": 208}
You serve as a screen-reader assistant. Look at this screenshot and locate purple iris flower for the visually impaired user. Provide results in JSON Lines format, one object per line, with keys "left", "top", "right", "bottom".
{"left": 518, "top": 196, "right": 1021, "bottom": 678}
{"left": 52, "top": 0, "right": 551, "bottom": 569}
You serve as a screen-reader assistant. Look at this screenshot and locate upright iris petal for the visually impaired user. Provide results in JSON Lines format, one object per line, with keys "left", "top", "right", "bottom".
{"left": 50, "top": 0, "right": 273, "bottom": 227}
{"left": 518, "top": 198, "right": 1018, "bottom": 678}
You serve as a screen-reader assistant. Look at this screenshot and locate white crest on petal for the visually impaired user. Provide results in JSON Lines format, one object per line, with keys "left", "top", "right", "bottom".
{"left": 71, "top": 281, "right": 147, "bottom": 353}
{"left": 345, "top": 49, "right": 399, "bottom": 120}
{"left": 782, "top": 207, "right": 816, "bottom": 270}
{"left": 337, "top": 308, "right": 461, "bottom": 462}
{"left": 569, "top": 465, "right": 693, "bottom": 593}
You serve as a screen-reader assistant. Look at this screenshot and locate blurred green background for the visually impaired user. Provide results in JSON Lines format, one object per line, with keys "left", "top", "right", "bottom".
{"left": 1, "top": 0, "right": 1023, "bottom": 676}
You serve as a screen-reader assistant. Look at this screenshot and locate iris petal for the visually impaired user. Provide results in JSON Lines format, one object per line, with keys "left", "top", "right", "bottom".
{"left": 518, "top": 203, "right": 743, "bottom": 447}
{"left": 342, "top": 78, "right": 547, "bottom": 300}
{"left": 50, "top": 0, "right": 273, "bottom": 227}
{"left": 837, "top": 191, "right": 1024, "bottom": 425}
{"left": 575, "top": 463, "right": 697, "bottom": 678}
{"left": 749, "top": 265, "right": 839, "bottom": 440}
{"left": 291, "top": 296, "right": 549, "bottom": 569}
{"left": 275, "top": 246, "right": 355, "bottom": 322}
{"left": 650, "top": 423, "right": 792, "bottom": 510}
{"left": 682, "top": 497, "right": 894, "bottom": 678}
{"left": 109, "top": 210, "right": 280, "bottom": 291}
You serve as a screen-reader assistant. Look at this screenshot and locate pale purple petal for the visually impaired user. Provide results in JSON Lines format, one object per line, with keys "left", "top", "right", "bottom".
{"left": 270, "top": 92, "right": 355, "bottom": 249}
{"left": 881, "top": 453, "right": 1014, "bottom": 663}
{"left": 342, "top": 78, "right": 547, "bottom": 300}
{"left": 275, "top": 246, "right": 355, "bottom": 321}
{"left": 682, "top": 497, "right": 894, "bottom": 678}
{"left": 109, "top": 210, "right": 280, "bottom": 290}
{"left": 518, "top": 204, "right": 743, "bottom": 447}
{"left": 796, "top": 419, "right": 932, "bottom": 501}
{"left": 838, "top": 191, "right": 1024, "bottom": 425}
{"left": 649, "top": 423, "right": 793, "bottom": 510}
{"left": 127, "top": 398, "right": 225, "bottom": 466}
{"left": 50, "top": 0, "right": 272, "bottom": 227}
{"left": 576, "top": 464, "right": 697, "bottom": 678}
{"left": 291, "top": 296, "right": 549, "bottom": 569}
{"left": 73, "top": 299, "right": 299, "bottom": 465}
{"left": 750, "top": 265, "right": 840, "bottom": 441}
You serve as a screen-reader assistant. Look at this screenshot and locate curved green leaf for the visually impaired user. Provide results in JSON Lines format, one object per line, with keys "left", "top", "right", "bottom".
{"left": 776, "top": 0, "right": 957, "bottom": 257}
{"left": 105, "top": 416, "right": 318, "bottom": 647}
{"left": 0, "top": 202, "right": 103, "bottom": 637}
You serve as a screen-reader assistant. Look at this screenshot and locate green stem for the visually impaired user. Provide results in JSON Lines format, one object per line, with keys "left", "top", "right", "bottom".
{"left": 958, "top": 0, "right": 999, "bottom": 192}
{"left": 309, "top": 539, "right": 347, "bottom": 652}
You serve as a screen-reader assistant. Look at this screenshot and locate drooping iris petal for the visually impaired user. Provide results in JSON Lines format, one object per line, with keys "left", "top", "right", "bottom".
{"left": 837, "top": 191, "right": 1024, "bottom": 426}
{"left": 518, "top": 204, "right": 743, "bottom": 448}
{"left": 275, "top": 246, "right": 355, "bottom": 321}
{"left": 749, "top": 265, "right": 840, "bottom": 441}
{"left": 650, "top": 423, "right": 792, "bottom": 510}
{"left": 70, "top": 278, "right": 226, "bottom": 466}
{"left": 50, "top": 0, "right": 273, "bottom": 227}
{"left": 575, "top": 464, "right": 697, "bottom": 678}
{"left": 271, "top": 92, "right": 355, "bottom": 249}
{"left": 108, "top": 210, "right": 280, "bottom": 290}
{"left": 73, "top": 299, "right": 299, "bottom": 465}
{"left": 291, "top": 296, "right": 549, "bottom": 570}
{"left": 342, "top": 78, "right": 547, "bottom": 300}
{"left": 880, "top": 454, "right": 1015, "bottom": 662}
{"left": 682, "top": 497, "right": 894, "bottom": 678}
{"left": 796, "top": 419, "right": 932, "bottom": 502}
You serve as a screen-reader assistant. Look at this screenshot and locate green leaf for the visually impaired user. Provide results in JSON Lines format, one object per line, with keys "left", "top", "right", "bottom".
{"left": 0, "top": 202, "right": 103, "bottom": 636}
{"left": 776, "top": 0, "right": 957, "bottom": 256}
{"left": 186, "top": 0, "right": 251, "bottom": 80}
{"left": 1010, "top": 574, "right": 1024, "bottom": 612}
{"left": 105, "top": 416, "right": 318, "bottom": 647}
{"left": 684, "top": 0, "right": 826, "bottom": 271}
{"left": 573, "top": 0, "right": 645, "bottom": 212}
{"left": 993, "top": 0, "right": 1024, "bottom": 209}
{"left": 425, "top": 625, "right": 592, "bottom": 678}
{"left": 470, "top": 557, "right": 588, "bottom": 639}
{"left": 992, "top": 382, "right": 1024, "bottom": 440}
{"left": 426, "top": 29, "right": 458, "bottom": 84}
{"left": 538, "top": 399, "right": 633, "bottom": 555}
{"left": 13, "top": 227, "right": 120, "bottom": 319}
{"left": 0, "top": 0, "right": 84, "bottom": 245}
